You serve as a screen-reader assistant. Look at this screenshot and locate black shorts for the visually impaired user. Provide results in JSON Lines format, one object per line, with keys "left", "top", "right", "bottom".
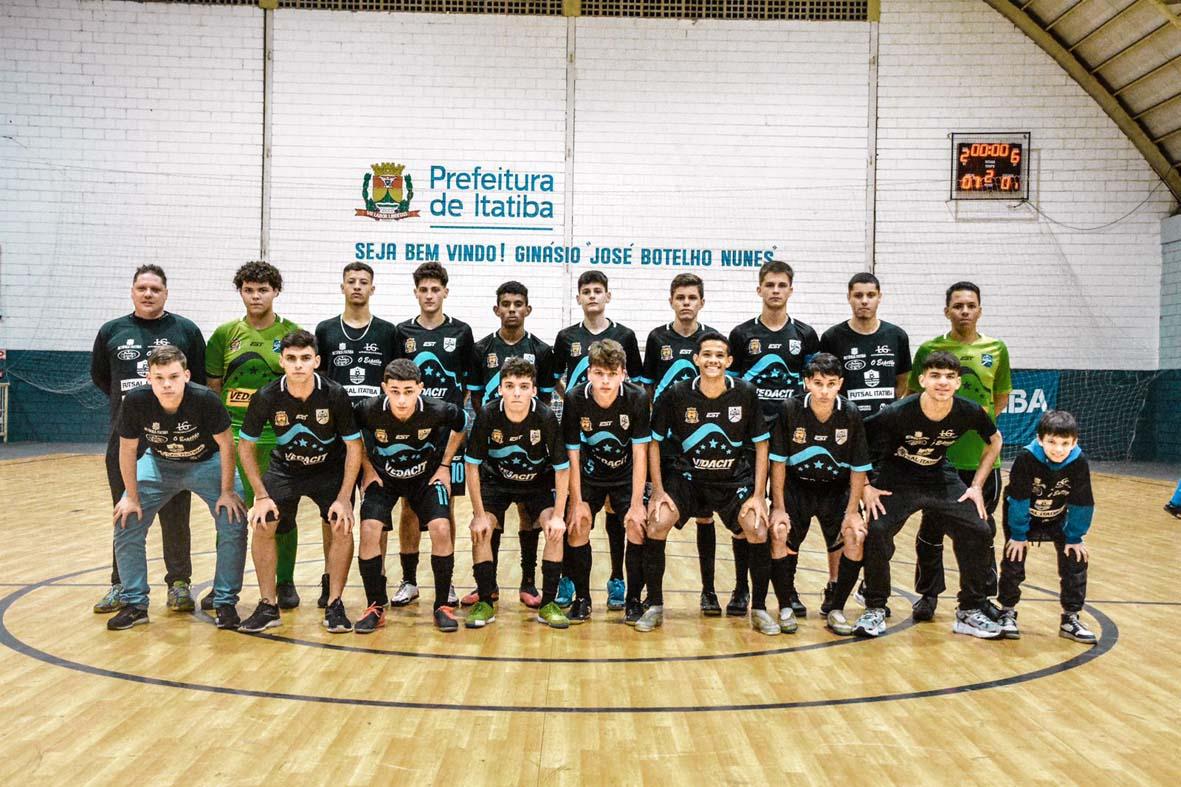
{"left": 264, "top": 465, "right": 349, "bottom": 535}
{"left": 664, "top": 472, "right": 754, "bottom": 535}
{"left": 361, "top": 479, "right": 451, "bottom": 531}
{"left": 481, "top": 484, "right": 555, "bottom": 529}
{"left": 449, "top": 455, "right": 466, "bottom": 498}
{"left": 582, "top": 481, "right": 637, "bottom": 524}
{"left": 784, "top": 482, "right": 848, "bottom": 553}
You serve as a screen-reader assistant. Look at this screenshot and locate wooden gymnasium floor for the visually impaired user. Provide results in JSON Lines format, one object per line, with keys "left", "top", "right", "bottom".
{"left": 0, "top": 452, "right": 1178, "bottom": 785}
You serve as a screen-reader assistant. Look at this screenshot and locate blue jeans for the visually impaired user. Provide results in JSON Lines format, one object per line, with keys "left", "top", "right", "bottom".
{"left": 114, "top": 452, "right": 246, "bottom": 609}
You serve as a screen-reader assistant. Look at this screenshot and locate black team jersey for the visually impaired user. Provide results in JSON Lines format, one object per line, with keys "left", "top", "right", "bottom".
{"left": 651, "top": 376, "right": 768, "bottom": 488}
{"left": 314, "top": 315, "right": 398, "bottom": 402}
{"left": 465, "top": 398, "right": 568, "bottom": 492}
{"left": 819, "top": 320, "right": 911, "bottom": 416}
{"left": 769, "top": 394, "right": 871, "bottom": 485}
{"left": 116, "top": 382, "right": 229, "bottom": 463}
{"left": 561, "top": 381, "right": 652, "bottom": 485}
{"left": 354, "top": 394, "right": 466, "bottom": 483}
{"left": 1004, "top": 441, "right": 1094, "bottom": 543}
{"left": 240, "top": 373, "right": 361, "bottom": 476}
{"left": 637, "top": 321, "right": 717, "bottom": 403}
{"left": 393, "top": 315, "right": 477, "bottom": 409}
{"left": 552, "top": 319, "right": 643, "bottom": 390}
{"left": 91, "top": 312, "right": 206, "bottom": 422}
{"left": 467, "top": 331, "right": 556, "bottom": 407}
{"left": 728, "top": 316, "right": 821, "bottom": 418}
{"left": 865, "top": 394, "right": 997, "bottom": 489}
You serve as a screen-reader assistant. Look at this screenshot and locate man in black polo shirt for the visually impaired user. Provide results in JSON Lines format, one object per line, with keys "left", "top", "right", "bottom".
{"left": 235, "top": 330, "right": 363, "bottom": 633}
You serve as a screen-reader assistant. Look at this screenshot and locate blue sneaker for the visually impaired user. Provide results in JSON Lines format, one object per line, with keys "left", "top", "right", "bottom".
{"left": 555, "top": 576, "right": 575, "bottom": 609}
{"left": 606, "top": 578, "right": 626, "bottom": 611}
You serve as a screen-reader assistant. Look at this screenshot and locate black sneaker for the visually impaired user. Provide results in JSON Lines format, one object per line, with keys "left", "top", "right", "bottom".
{"left": 820, "top": 582, "right": 836, "bottom": 616}
{"left": 199, "top": 590, "right": 214, "bottom": 612}
{"left": 276, "top": 582, "right": 300, "bottom": 610}
{"left": 317, "top": 573, "right": 330, "bottom": 609}
{"left": 725, "top": 589, "right": 750, "bottom": 617}
{"left": 699, "top": 590, "right": 722, "bottom": 617}
{"left": 323, "top": 599, "right": 352, "bottom": 633}
{"left": 239, "top": 601, "right": 281, "bottom": 633}
{"left": 788, "top": 591, "right": 807, "bottom": 618}
{"left": 568, "top": 597, "right": 592, "bottom": 624}
{"left": 354, "top": 603, "right": 386, "bottom": 634}
{"left": 624, "top": 599, "right": 645, "bottom": 626}
{"left": 1059, "top": 612, "right": 1097, "bottom": 644}
{"left": 982, "top": 598, "right": 1002, "bottom": 622}
{"left": 215, "top": 605, "right": 241, "bottom": 630}
{"left": 107, "top": 606, "right": 149, "bottom": 631}
{"left": 911, "top": 594, "right": 938, "bottom": 622}
{"left": 433, "top": 605, "right": 460, "bottom": 633}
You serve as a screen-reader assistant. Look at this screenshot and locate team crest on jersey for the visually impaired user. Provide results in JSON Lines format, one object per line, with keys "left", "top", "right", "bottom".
{"left": 151, "top": 422, "right": 160, "bottom": 431}
{"left": 864, "top": 369, "right": 880, "bottom": 387}
{"left": 789, "top": 339, "right": 802, "bottom": 354}
{"left": 748, "top": 339, "right": 761, "bottom": 355}
{"left": 404, "top": 338, "right": 417, "bottom": 354}
{"left": 315, "top": 408, "right": 330, "bottom": 425}
{"left": 728, "top": 406, "right": 742, "bottom": 423}
{"left": 487, "top": 353, "right": 499, "bottom": 369}
{"left": 981, "top": 353, "right": 995, "bottom": 368}
{"left": 571, "top": 342, "right": 582, "bottom": 357}
{"left": 686, "top": 407, "right": 699, "bottom": 424}
{"left": 529, "top": 429, "right": 541, "bottom": 445}
{"left": 523, "top": 353, "right": 535, "bottom": 364}
{"left": 272, "top": 339, "right": 282, "bottom": 354}
{"left": 580, "top": 417, "right": 592, "bottom": 432}
{"left": 136, "top": 360, "right": 148, "bottom": 378}
{"left": 793, "top": 427, "right": 806, "bottom": 444}
{"left": 661, "top": 345, "right": 673, "bottom": 361}
{"left": 275, "top": 411, "right": 289, "bottom": 427}
{"left": 339, "top": 343, "right": 347, "bottom": 351}
{"left": 375, "top": 429, "right": 388, "bottom": 442}
{"left": 229, "top": 338, "right": 242, "bottom": 353}
{"left": 492, "top": 429, "right": 504, "bottom": 444}
{"left": 356, "top": 162, "right": 420, "bottom": 221}
{"left": 349, "top": 367, "right": 366, "bottom": 384}
{"left": 620, "top": 414, "right": 630, "bottom": 430}
{"left": 443, "top": 337, "right": 457, "bottom": 352}
{"left": 835, "top": 428, "right": 848, "bottom": 445}
{"left": 418, "top": 428, "right": 431, "bottom": 440}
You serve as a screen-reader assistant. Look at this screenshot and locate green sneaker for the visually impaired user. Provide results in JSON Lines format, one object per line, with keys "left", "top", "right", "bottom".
{"left": 167, "top": 580, "right": 195, "bottom": 612}
{"left": 465, "top": 600, "right": 496, "bottom": 629}
{"left": 94, "top": 584, "right": 125, "bottom": 614}
{"left": 536, "top": 601, "right": 570, "bottom": 629}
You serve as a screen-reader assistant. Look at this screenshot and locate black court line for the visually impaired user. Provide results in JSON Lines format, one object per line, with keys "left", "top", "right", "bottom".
{"left": 0, "top": 562, "right": 1118, "bottom": 714}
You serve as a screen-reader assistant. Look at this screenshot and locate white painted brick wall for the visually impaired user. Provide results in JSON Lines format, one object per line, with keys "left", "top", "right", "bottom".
{"left": 0, "top": 0, "right": 263, "bottom": 351}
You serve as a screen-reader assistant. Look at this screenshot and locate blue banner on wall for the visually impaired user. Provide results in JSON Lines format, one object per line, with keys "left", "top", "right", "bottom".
{"left": 997, "top": 370, "right": 1060, "bottom": 448}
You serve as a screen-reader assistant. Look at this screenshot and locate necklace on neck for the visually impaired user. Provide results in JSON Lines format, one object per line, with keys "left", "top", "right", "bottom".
{"left": 340, "top": 315, "right": 373, "bottom": 342}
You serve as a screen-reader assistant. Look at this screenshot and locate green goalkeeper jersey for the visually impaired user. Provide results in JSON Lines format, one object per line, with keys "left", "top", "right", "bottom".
{"left": 206, "top": 315, "right": 301, "bottom": 438}
{"left": 908, "top": 333, "right": 1012, "bottom": 471}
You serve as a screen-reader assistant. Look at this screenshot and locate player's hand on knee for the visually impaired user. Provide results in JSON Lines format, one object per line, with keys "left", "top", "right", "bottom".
{"left": 328, "top": 498, "right": 354, "bottom": 534}
{"left": 624, "top": 503, "right": 646, "bottom": 538}
{"left": 113, "top": 496, "right": 142, "bottom": 529}
{"left": 647, "top": 490, "right": 674, "bottom": 526}
{"left": 1004, "top": 539, "right": 1028, "bottom": 562}
{"left": 470, "top": 513, "right": 493, "bottom": 541}
{"left": 1064, "top": 542, "right": 1088, "bottom": 563}
{"left": 544, "top": 513, "right": 566, "bottom": 540}
{"left": 862, "top": 485, "right": 890, "bottom": 520}
{"left": 567, "top": 501, "right": 592, "bottom": 533}
{"left": 769, "top": 508, "right": 789, "bottom": 541}
{"left": 957, "top": 484, "right": 987, "bottom": 520}
{"left": 217, "top": 491, "right": 247, "bottom": 524}
{"left": 739, "top": 496, "right": 768, "bottom": 530}
{"left": 841, "top": 512, "right": 866, "bottom": 547}
{"left": 361, "top": 468, "right": 382, "bottom": 495}
{"left": 250, "top": 497, "right": 279, "bottom": 529}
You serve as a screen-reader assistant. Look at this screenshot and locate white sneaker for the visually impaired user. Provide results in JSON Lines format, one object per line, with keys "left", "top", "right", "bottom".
{"left": 998, "top": 607, "right": 1020, "bottom": 639}
{"left": 751, "top": 609, "right": 781, "bottom": 636}
{"left": 854, "top": 607, "right": 888, "bottom": 638}
{"left": 635, "top": 605, "right": 664, "bottom": 632}
{"left": 390, "top": 581, "right": 419, "bottom": 607}
{"left": 826, "top": 610, "right": 853, "bottom": 636}
{"left": 1059, "top": 612, "right": 1097, "bottom": 644}
{"left": 777, "top": 607, "right": 798, "bottom": 634}
{"left": 953, "top": 608, "right": 1002, "bottom": 639}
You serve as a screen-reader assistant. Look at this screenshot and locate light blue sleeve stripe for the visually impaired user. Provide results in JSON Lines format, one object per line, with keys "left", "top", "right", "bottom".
{"left": 652, "top": 432, "right": 665, "bottom": 442}
{"left": 552, "top": 461, "right": 570, "bottom": 471}
{"left": 565, "top": 443, "right": 581, "bottom": 451}
{"left": 752, "top": 431, "right": 770, "bottom": 443}
{"left": 239, "top": 432, "right": 260, "bottom": 443}
{"left": 632, "top": 436, "right": 652, "bottom": 445}
{"left": 769, "top": 452, "right": 787, "bottom": 463}
{"left": 850, "top": 463, "right": 873, "bottom": 472}
{"left": 634, "top": 376, "right": 653, "bottom": 384}
{"left": 464, "top": 456, "right": 483, "bottom": 465}
{"left": 342, "top": 432, "right": 362, "bottom": 441}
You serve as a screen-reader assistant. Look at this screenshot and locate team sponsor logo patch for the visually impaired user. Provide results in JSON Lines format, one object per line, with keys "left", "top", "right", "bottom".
{"left": 580, "top": 417, "right": 592, "bottom": 432}
{"left": 876, "top": 344, "right": 891, "bottom": 354}
{"left": 443, "top": 337, "right": 457, "bottom": 352}
{"left": 487, "top": 353, "right": 499, "bottom": 369}
{"left": 523, "top": 353, "right": 535, "bottom": 364}
{"left": 789, "top": 339, "right": 802, "bottom": 354}
{"left": 136, "top": 360, "right": 148, "bottom": 378}
{"left": 661, "top": 345, "right": 673, "bottom": 361}
{"left": 226, "top": 389, "right": 254, "bottom": 405}
{"left": 620, "top": 414, "right": 630, "bottom": 430}
{"left": 315, "top": 408, "right": 330, "bottom": 425}
{"left": 364, "top": 342, "right": 380, "bottom": 353}
{"left": 728, "top": 406, "right": 742, "bottom": 423}
{"left": 491, "top": 429, "right": 504, "bottom": 444}
{"left": 333, "top": 356, "right": 351, "bottom": 367}
{"left": 175, "top": 421, "right": 194, "bottom": 433}
{"left": 529, "top": 429, "right": 541, "bottom": 445}
{"left": 864, "top": 369, "right": 880, "bottom": 387}
{"left": 275, "top": 411, "right": 289, "bottom": 427}
{"left": 116, "top": 348, "right": 140, "bottom": 361}
{"left": 375, "top": 429, "right": 388, "bottom": 442}
{"left": 685, "top": 407, "right": 699, "bottom": 424}
{"left": 905, "top": 431, "right": 926, "bottom": 446}
{"left": 981, "top": 353, "right": 994, "bottom": 368}
{"left": 748, "top": 339, "right": 761, "bottom": 355}
{"left": 339, "top": 343, "right": 347, "bottom": 351}
{"left": 571, "top": 342, "right": 581, "bottom": 357}
{"left": 151, "top": 422, "right": 160, "bottom": 431}
{"left": 845, "top": 359, "right": 866, "bottom": 371}
{"left": 835, "top": 428, "right": 847, "bottom": 445}
{"left": 418, "top": 428, "right": 431, "bottom": 440}
{"left": 272, "top": 339, "right": 282, "bottom": 354}
{"left": 793, "top": 427, "right": 806, "bottom": 444}
{"left": 349, "top": 367, "right": 366, "bottom": 383}
{"left": 849, "top": 347, "right": 860, "bottom": 356}
{"left": 405, "top": 338, "right": 417, "bottom": 354}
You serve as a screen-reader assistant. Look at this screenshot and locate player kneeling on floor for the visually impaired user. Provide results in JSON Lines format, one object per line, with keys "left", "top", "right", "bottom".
{"left": 334, "top": 359, "right": 468, "bottom": 634}
{"left": 998, "top": 410, "right": 1098, "bottom": 645}
{"left": 108, "top": 345, "right": 247, "bottom": 631}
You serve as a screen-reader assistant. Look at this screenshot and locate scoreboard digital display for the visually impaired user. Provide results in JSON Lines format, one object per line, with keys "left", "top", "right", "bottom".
{"left": 950, "top": 132, "right": 1030, "bottom": 200}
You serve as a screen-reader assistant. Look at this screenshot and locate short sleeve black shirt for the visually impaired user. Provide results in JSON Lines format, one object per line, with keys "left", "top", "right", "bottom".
{"left": 728, "top": 316, "right": 821, "bottom": 418}
{"left": 819, "top": 320, "right": 911, "bottom": 416}
{"left": 553, "top": 320, "right": 643, "bottom": 390}
{"left": 468, "top": 332, "right": 556, "bottom": 407}
{"left": 314, "top": 315, "right": 398, "bottom": 403}
{"left": 866, "top": 394, "right": 998, "bottom": 488}
{"left": 769, "top": 395, "right": 871, "bottom": 485}
{"left": 465, "top": 398, "right": 568, "bottom": 492}
{"left": 240, "top": 374, "right": 361, "bottom": 476}
{"left": 638, "top": 322, "right": 716, "bottom": 403}
{"left": 354, "top": 394, "right": 466, "bottom": 484}
{"left": 393, "top": 315, "right": 477, "bottom": 409}
{"left": 116, "top": 382, "right": 228, "bottom": 463}
{"left": 561, "top": 381, "right": 652, "bottom": 485}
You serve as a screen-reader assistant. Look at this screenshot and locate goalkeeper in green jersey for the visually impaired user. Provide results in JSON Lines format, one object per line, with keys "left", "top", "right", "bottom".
{"left": 203, "top": 261, "right": 303, "bottom": 610}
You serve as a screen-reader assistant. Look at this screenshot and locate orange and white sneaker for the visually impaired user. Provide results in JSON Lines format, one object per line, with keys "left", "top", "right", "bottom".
{"left": 433, "top": 605, "right": 459, "bottom": 633}
{"left": 460, "top": 587, "right": 498, "bottom": 607}
{"left": 354, "top": 603, "right": 386, "bottom": 634}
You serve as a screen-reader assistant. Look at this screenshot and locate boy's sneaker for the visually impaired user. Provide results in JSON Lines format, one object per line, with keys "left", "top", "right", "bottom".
{"left": 239, "top": 601, "right": 281, "bottom": 633}
{"left": 323, "top": 599, "right": 352, "bottom": 633}
{"left": 199, "top": 590, "right": 215, "bottom": 612}
{"left": 606, "top": 578, "right": 626, "bottom": 611}
{"left": 624, "top": 599, "right": 646, "bottom": 625}
{"left": 537, "top": 601, "right": 571, "bottom": 629}
{"left": 912, "top": 595, "right": 938, "bottom": 622}
{"left": 952, "top": 608, "right": 1002, "bottom": 639}
{"left": 998, "top": 607, "right": 1020, "bottom": 639}
{"left": 555, "top": 577, "right": 575, "bottom": 609}
{"left": 215, "top": 605, "right": 241, "bottom": 630}
{"left": 317, "top": 574, "right": 330, "bottom": 609}
{"left": 700, "top": 591, "right": 722, "bottom": 617}
{"left": 166, "top": 581, "right": 195, "bottom": 612}
{"left": 107, "top": 606, "right": 149, "bottom": 631}
{"left": 461, "top": 587, "right": 498, "bottom": 607}
{"left": 778, "top": 607, "right": 799, "bottom": 634}
{"left": 276, "top": 582, "right": 300, "bottom": 610}
{"left": 854, "top": 582, "right": 893, "bottom": 618}
{"left": 853, "top": 607, "right": 888, "bottom": 638}
{"left": 465, "top": 600, "right": 496, "bottom": 629}
{"left": 826, "top": 610, "right": 853, "bottom": 636}
{"left": 354, "top": 603, "right": 386, "bottom": 634}
{"left": 519, "top": 583, "right": 542, "bottom": 609}
{"left": 94, "top": 584, "right": 126, "bottom": 614}
{"left": 568, "top": 597, "right": 592, "bottom": 624}
{"left": 982, "top": 599, "right": 1003, "bottom": 622}
{"left": 820, "top": 582, "right": 836, "bottom": 616}
{"left": 448, "top": 585, "right": 460, "bottom": 607}
{"left": 751, "top": 609, "right": 781, "bottom": 636}
{"left": 1059, "top": 612, "right": 1097, "bottom": 644}
{"left": 1164, "top": 502, "right": 1181, "bottom": 519}
{"left": 635, "top": 605, "right": 664, "bottom": 632}
{"left": 433, "top": 606, "right": 460, "bottom": 633}
{"left": 787, "top": 591, "right": 807, "bottom": 618}
{"left": 390, "top": 581, "right": 419, "bottom": 607}
{"left": 725, "top": 590, "right": 750, "bottom": 617}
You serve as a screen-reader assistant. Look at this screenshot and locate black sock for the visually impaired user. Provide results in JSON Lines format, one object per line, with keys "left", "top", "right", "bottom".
{"left": 561, "top": 534, "right": 573, "bottom": 580}
{"left": 831, "top": 555, "right": 862, "bottom": 612}
{"left": 431, "top": 553, "right": 454, "bottom": 610}
{"left": 474, "top": 560, "right": 496, "bottom": 603}
{"left": 770, "top": 557, "right": 791, "bottom": 607}
{"left": 571, "top": 543, "right": 593, "bottom": 600}
{"left": 732, "top": 537, "right": 750, "bottom": 594}
{"left": 750, "top": 540, "right": 772, "bottom": 611}
{"left": 784, "top": 554, "right": 799, "bottom": 597}
{"left": 400, "top": 552, "right": 419, "bottom": 586}
{"left": 358, "top": 556, "right": 384, "bottom": 607}
{"left": 605, "top": 511, "right": 625, "bottom": 581}
{"left": 644, "top": 539, "right": 668, "bottom": 607}
{"left": 540, "top": 559, "right": 562, "bottom": 607}
{"left": 491, "top": 528, "right": 502, "bottom": 580}
{"left": 376, "top": 574, "right": 389, "bottom": 607}
{"left": 519, "top": 529, "right": 540, "bottom": 587}
{"left": 625, "top": 539, "right": 645, "bottom": 602}
{"left": 697, "top": 522, "right": 716, "bottom": 593}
